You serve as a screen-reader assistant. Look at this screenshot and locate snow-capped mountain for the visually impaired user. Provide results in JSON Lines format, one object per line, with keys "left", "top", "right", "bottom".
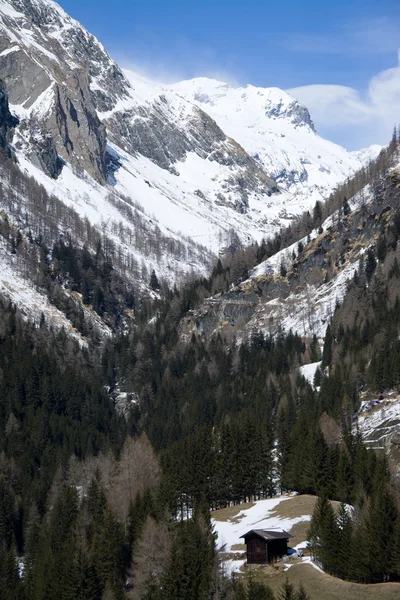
{"left": 0, "top": 0, "right": 279, "bottom": 256}
{"left": 0, "top": 0, "right": 380, "bottom": 250}
{"left": 0, "top": 0, "right": 381, "bottom": 313}
{"left": 169, "top": 77, "right": 381, "bottom": 208}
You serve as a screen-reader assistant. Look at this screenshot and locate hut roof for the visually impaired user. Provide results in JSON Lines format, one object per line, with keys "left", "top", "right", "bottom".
{"left": 240, "top": 529, "right": 293, "bottom": 541}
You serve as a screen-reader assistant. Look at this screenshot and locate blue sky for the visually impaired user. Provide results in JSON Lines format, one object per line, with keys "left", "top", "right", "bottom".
{"left": 60, "top": 0, "right": 400, "bottom": 149}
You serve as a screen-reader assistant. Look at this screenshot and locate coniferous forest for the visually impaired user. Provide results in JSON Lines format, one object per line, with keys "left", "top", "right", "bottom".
{"left": 2, "top": 231, "right": 400, "bottom": 597}
{"left": 2, "top": 135, "right": 400, "bottom": 598}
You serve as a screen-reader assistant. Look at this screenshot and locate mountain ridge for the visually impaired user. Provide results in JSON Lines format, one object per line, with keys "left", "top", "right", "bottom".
{"left": 0, "top": 0, "right": 383, "bottom": 340}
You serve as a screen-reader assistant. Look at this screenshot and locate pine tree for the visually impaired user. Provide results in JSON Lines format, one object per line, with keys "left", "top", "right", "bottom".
{"left": 91, "top": 509, "right": 125, "bottom": 594}
{"left": 335, "top": 503, "right": 353, "bottom": 580}
{"left": 296, "top": 584, "right": 310, "bottom": 600}
{"left": 365, "top": 489, "right": 398, "bottom": 582}
{"left": 0, "top": 546, "right": 21, "bottom": 600}
{"left": 309, "top": 334, "right": 320, "bottom": 362}
{"left": 278, "top": 578, "right": 295, "bottom": 600}
{"left": 308, "top": 495, "right": 338, "bottom": 574}
{"left": 150, "top": 270, "right": 160, "bottom": 291}
{"left": 247, "top": 575, "right": 275, "bottom": 599}
{"left": 336, "top": 451, "right": 353, "bottom": 504}
{"left": 365, "top": 248, "right": 377, "bottom": 281}
{"left": 321, "top": 325, "right": 333, "bottom": 368}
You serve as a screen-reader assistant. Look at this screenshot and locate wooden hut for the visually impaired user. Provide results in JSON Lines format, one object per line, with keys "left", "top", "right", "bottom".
{"left": 240, "top": 529, "right": 293, "bottom": 564}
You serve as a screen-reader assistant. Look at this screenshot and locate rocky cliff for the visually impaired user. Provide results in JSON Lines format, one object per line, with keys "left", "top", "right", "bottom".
{"left": 0, "top": 0, "right": 279, "bottom": 203}
{"left": 0, "top": 0, "right": 382, "bottom": 309}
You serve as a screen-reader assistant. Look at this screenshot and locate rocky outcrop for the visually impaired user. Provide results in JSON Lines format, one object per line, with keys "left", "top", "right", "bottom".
{"left": 108, "top": 100, "right": 278, "bottom": 203}
{"left": 50, "top": 72, "right": 107, "bottom": 182}
{"left": 0, "top": 1, "right": 110, "bottom": 182}
{"left": 0, "top": 79, "right": 18, "bottom": 149}
{"left": 30, "top": 132, "right": 63, "bottom": 179}
{"left": 0, "top": 46, "right": 51, "bottom": 108}
{"left": 275, "top": 99, "right": 316, "bottom": 132}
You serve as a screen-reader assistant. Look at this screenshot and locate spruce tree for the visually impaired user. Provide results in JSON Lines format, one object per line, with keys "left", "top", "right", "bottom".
{"left": 278, "top": 578, "right": 295, "bottom": 600}
{"left": 308, "top": 495, "right": 338, "bottom": 574}
{"left": 335, "top": 503, "right": 353, "bottom": 580}
{"left": 365, "top": 489, "right": 398, "bottom": 582}
{"left": 296, "top": 584, "right": 310, "bottom": 600}
{"left": 321, "top": 324, "right": 333, "bottom": 368}
{"left": 247, "top": 575, "right": 275, "bottom": 599}
{"left": 150, "top": 270, "right": 160, "bottom": 291}
{"left": 365, "top": 248, "right": 377, "bottom": 281}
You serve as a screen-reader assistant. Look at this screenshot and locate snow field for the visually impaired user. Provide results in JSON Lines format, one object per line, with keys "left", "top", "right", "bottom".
{"left": 213, "top": 495, "right": 313, "bottom": 575}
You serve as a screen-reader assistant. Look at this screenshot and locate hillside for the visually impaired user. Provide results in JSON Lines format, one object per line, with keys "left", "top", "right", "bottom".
{"left": 0, "top": 0, "right": 380, "bottom": 337}
{"left": 1, "top": 2, "right": 400, "bottom": 599}
{"left": 213, "top": 494, "right": 400, "bottom": 599}
{"left": 213, "top": 494, "right": 318, "bottom": 574}
{"left": 184, "top": 142, "right": 400, "bottom": 343}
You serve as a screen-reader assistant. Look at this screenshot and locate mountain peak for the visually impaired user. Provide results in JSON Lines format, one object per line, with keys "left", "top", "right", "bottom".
{"left": 170, "top": 78, "right": 316, "bottom": 132}
{"left": 10, "top": 0, "right": 74, "bottom": 27}
{"left": 0, "top": 0, "right": 382, "bottom": 297}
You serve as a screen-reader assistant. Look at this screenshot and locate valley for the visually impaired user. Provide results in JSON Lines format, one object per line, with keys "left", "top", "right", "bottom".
{"left": 0, "top": 1, "right": 400, "bottom": 599}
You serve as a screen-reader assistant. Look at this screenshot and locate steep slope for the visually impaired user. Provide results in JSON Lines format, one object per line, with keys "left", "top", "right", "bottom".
{"left": 184, "top": 143, "right": 399, "bottom": 343}
{"left": 170, "top": 77, "right": 381, "bottom": 213}
{"left": 0, "top": 0, "right": 383, "bottom": 339}
{"left": 0, "top": 0, "right": 279, "bottom": 257}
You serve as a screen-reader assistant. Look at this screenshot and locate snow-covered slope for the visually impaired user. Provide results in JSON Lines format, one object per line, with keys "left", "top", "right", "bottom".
{"left": 170, "top": 78, "right": 381, "bottom": 210}
{"left": 0, "top": 0, "right": 279, "bottom": 259}
{"left": 0, "top": 0, "right": 382, "bottom": 321}
{"left": 0, "top": 1, "right": 379, "bottom": 256}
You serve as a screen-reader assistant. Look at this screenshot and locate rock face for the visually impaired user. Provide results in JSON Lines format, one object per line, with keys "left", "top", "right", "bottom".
{"left": 107, "top": 96, "right": 278, "bottom": 203}
{"left": 0, "top": 0, "right": 380, "bottom": 286}
{"left": 0, "top": 1, "right": 114, "bottom": 181}
{"left": 50, "top": 72, "right": 107, "bottom": 180}
{"left": 0, "top": 79, "right": 18, "bottom": 149}
{"left": 0, "top": 0, "right": 278, "bottom": 197}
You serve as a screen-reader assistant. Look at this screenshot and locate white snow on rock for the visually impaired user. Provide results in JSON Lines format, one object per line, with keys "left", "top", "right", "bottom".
{"left": 356, "top": 394, "right": 400, "bottom": 450}
{"left": 243, "top": 182, "right": 377, "bottom": 340}
{"left": 170, "top": 77, "right": 380, "bottom": 209}
{"left": 246, "top": 259, "right": 358, "bottom": 341}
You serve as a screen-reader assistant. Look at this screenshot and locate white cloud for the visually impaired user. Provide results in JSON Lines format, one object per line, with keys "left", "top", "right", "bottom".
{"left": 287, "top": 52, "right": 400, "bottom": 149}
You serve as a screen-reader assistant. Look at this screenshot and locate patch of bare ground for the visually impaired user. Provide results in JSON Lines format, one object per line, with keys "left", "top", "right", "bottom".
{"left": 287, "top": 521, "right": 310, "bottom": 549}
{"left": 266, "top": 564, "right": 400, "bottom": 600}
{"left": 270, "top": 494, "right": 341, "bottom": 521}
{"left": 231, "top": 544, "right": 246, "bottom": 552}
{"left": 212, "top": 501, "right": 255, "bottom": 522}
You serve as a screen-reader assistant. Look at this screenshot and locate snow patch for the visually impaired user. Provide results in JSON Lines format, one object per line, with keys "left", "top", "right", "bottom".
{"left": 299, "top": 362, "right": 322, "bottom": 387}
{"left": 212, "top": 495, "right": 311, "bottom": 554}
